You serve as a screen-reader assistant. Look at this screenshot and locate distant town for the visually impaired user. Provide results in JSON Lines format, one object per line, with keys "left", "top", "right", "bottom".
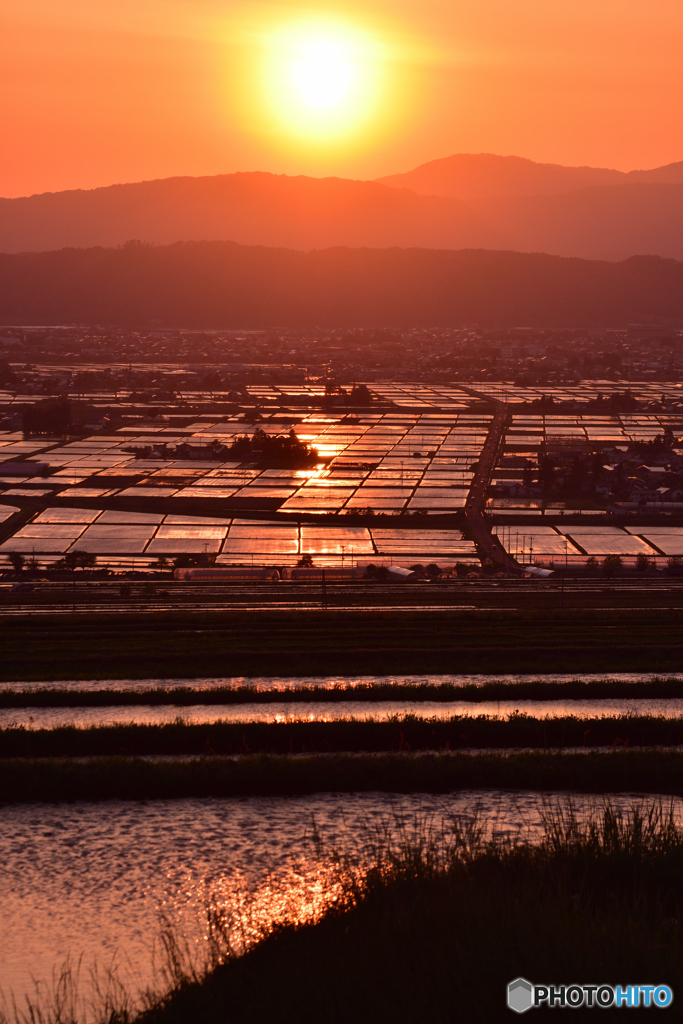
{"left": 1, "top": 323, "right": 683, "bottom": 398}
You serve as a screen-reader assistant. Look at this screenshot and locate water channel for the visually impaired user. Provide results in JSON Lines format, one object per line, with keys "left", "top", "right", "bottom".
{"left": 2, "top": 791, "right": 681, "bottom": 1014}
{"left": 1, "top": 672, "right": 681, "bottom": 1015}
{"left": 1, "top": 698, "right": 682, "bottom": 729}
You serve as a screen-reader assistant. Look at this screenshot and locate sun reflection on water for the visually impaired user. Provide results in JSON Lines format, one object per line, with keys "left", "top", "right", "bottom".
{"left": 153, "top": 858, "right": 346, "bottom": 972}
{"left": 4, "top": 792, "right": 683, "bottom": 1022}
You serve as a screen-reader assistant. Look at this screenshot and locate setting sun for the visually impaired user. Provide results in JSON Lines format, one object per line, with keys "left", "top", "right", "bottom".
{"left": 291, "top": 37, "right": 355, "bottom": 110}
{"left": 258, "top": 19, "right": 387, "bottom": 145}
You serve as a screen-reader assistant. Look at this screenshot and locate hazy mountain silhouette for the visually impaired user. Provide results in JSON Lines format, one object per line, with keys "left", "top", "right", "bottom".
{"left": 2, "top": 156, "right": 683, "bottom": 260}
{"left": 0, "top": 174, "right": 483, "bottom": 253}
{"left": 377, "top": 153, "right": 683, "bottom": 199}
{"left": 1, "top": 241, "right": 682, "bottom": 327}
{"left": 471, "top": 184, "right": 683, "bottom": 261}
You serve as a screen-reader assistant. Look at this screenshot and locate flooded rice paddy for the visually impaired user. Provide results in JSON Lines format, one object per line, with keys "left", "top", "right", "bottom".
{"left": 2, "top": 672, "right": 681, "bottom": 692}
{"left": 2, "top": 791, "right": 681, "bottom": 1011}
{"left": 2, "top": 672, "right": 681, "bottom": 1013}
{"left": 2, "top": 673, "right": 682, "bottom": 729}
{"left": 2, "top": 698, "right": 683, "bottom": 730}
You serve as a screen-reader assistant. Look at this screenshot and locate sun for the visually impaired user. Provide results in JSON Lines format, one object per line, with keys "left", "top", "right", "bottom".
{"left": 260, "top": 18, "right": 386, "bottom": 145}
{"left": 290, "top": 37, "right": 355, "bottom": 110}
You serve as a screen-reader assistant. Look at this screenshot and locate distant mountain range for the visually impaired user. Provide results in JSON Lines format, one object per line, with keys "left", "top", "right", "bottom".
{"left": 376, "top": 153, "right": 683, "bottom": 199}
{"left": 2, "top": 154, "right": 683, "bottom": 261}
{"left": 1, "top": 241, "right": 682, "bottom": 326}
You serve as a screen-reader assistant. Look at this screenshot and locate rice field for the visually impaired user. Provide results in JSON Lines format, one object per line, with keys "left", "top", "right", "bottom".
{"left": 3, "top": 379, "right": 683, "bottom": 568}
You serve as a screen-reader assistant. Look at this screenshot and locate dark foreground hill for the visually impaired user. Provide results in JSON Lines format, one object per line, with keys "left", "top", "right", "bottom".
{"left": 1, "top": 241, "right": 683, "bottom": 327}
{"left": 3, "top": 164, "right": 683, "bottom": 260}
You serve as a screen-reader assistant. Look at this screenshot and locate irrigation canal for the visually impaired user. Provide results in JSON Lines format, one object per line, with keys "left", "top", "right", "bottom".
{"left": 1, "top": 791, "right": 679, "bottom": 1009}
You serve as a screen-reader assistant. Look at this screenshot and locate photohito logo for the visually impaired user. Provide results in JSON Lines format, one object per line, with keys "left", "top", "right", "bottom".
{"left": 507, "top": 979, "right": 673, "bottom": 1012}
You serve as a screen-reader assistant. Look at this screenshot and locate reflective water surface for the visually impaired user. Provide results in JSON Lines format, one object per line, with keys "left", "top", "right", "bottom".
{"left": 2, "top": 698, "right": 683, "bottom": 730}
{"left": 2, "top": 668, "right": 681, "bottom": 1017}
{"left": 1, "top": 791, "right": 682, "bottom": 1012}
{"left": 2, "top": 672, "right": 680, "bottom": 692}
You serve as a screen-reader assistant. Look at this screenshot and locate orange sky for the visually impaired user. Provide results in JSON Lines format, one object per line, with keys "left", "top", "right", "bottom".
{"left": 2, "top": 0, "right": 683, "bottom": 198}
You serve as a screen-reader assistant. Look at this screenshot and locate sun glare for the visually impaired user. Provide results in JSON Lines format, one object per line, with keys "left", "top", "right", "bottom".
{"left": 259, "top": 19, "right": 386, "bottom": 145}
{"left": 291, "top": 38, "right": 355, "bottom": 110}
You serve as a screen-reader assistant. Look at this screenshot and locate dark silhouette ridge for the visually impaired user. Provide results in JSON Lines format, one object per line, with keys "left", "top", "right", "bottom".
{"left": 377, "top": 152, "right": 683, "bottom": 199}
{"left": 1, "top": 241, "right": 682, "bottom": 327}
{"left": 3, "top": 161, "right": 683, "bottom": 259}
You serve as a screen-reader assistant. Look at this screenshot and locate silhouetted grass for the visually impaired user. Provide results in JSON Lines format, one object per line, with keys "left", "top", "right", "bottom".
{"left": 4, "top": 750, "right": 683, "bottom": 803}
{"left": 152, "top": 802, "right": 683, "bottom": 1024}
{"left": 3, "top": 713, "right": 683, "bottom": 759}
{"left": 140, "top": 802, "right": 683, "bottom": 1023}
{"left": 5, "top": 800, "right": 683, "bottom": 1023}
{"left": 2, "top": 676, "right": 683, "bottom": 707}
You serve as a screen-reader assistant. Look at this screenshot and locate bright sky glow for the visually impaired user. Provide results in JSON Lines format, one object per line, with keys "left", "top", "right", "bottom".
{"left": 258, "top": 19, "right": 387, "bottom": 145}
{"left": 3, "top": 0, "right": 683, "bottom": 195}
{"left": 291, "top": 38, "right": 355, "bottom": 110}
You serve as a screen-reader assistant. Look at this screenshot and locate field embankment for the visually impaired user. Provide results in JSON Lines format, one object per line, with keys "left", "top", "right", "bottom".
{"left": 3, "top": 750, "right": 683, "bottom": 803}
{"left": 136, "top": 802, "right": 683, "bottom": 1024}
{"left": 2, "top": 608, "right": 683, "bottom": 681}
{"left": 1, "top": 714, "right": 683, "bottom": 758}
{"left": 2, "top": 677, "right": 683, "bottom": 706}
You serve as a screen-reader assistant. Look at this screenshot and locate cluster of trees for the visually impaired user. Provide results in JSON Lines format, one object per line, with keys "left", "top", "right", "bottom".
{"left": 53, "top": 551, "right": 96, "bottom": 571}
{"left": 227, "top": 428, "right": 318, "bottom": 467}
{"left": 348, "top": 384, "right": 373, "bottom": 406}
{"left": 8, "top": 550, "right": 96, "bottom": 572}
{"left": 584, "top": 554, "right": 626, "bottom": 575}
{"left": 323, "top": 383, "right": 373, "bottom": 406}
{"left": 634, "top": 429, "right": 678, "bottom": 454}
{"left": 343, "top": 507, "right": 429, "bottom": 518}
{"left": 583, "top": 552, "right": 676, "bottom": 574}
{"left": 22, "top": 397, "right": 72, "bottom": 436}
{"left": 585, "top": 390, "right": 640, "bottom": 412}
{"left": 527, "top": 391, "right": 643, "bottom": 413}
{"left": 538, "top": 452, "right": 609, "bottom": 500}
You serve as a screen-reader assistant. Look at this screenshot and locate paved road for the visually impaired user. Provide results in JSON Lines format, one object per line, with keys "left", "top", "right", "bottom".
{"left": 462, "top": 395, "right": 514, "bottom": 568}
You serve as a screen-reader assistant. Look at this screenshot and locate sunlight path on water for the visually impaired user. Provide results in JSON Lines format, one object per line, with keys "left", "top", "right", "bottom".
{"left": 2, "top": 791, "right": 683, "bottom": 1015}
{"left": 4, "top": 697, "right": 683, "bottom": 729}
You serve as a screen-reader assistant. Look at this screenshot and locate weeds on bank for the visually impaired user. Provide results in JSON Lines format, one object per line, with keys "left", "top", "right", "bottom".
{"left": 6, "top": 711, "right": 683, "bottom": 758}
{"left": 4, "top": 799, "right": 683, "bottom": 1024}
{"left": 2, "top": 676, "right": 683, "bottom": 708}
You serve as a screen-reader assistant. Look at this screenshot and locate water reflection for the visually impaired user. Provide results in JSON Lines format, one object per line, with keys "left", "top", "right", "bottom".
{"left": 2, "top": 672, "right": 681, "bottom": 693}
{"left": 1, "top": 791, "right": 682, "bottom": 1012}
{"left": 3, "top": 698, "right": 683, "bottom": 730}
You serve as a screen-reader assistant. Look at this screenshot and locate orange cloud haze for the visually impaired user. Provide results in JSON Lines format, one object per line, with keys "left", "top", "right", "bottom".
{"left": 2, "top": 0, "right": 682, "bottom": 197}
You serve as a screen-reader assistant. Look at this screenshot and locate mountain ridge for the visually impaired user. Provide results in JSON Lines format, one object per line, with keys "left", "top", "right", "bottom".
{"left": 2, "top": 154, "right": 683, "bottom": 260}
{"left": 376, "top": 152, "right": 683, "bottom": 199}
{"left": 1, "top": 240, "right": 682, "bottom": 327}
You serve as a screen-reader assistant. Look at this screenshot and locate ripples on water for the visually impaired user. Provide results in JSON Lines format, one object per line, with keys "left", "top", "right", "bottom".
{"left": 2, "top": 670, "right": 682, "bottom": 1016}
{"left": 2, "top": 792, "right": 682, "bottom": 1013}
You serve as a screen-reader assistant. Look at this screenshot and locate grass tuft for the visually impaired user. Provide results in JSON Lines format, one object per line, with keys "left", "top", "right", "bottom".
{"left": 139, "top": 800, "right": 683, "bottom": 1023}
{"left": 5, "top": 800, "right": 683, "bottom": 1023}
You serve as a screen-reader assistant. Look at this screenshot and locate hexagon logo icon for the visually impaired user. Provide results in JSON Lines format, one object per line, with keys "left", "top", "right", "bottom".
{"left": 508, "top": 978, "right": 534, "bottom": 1013}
